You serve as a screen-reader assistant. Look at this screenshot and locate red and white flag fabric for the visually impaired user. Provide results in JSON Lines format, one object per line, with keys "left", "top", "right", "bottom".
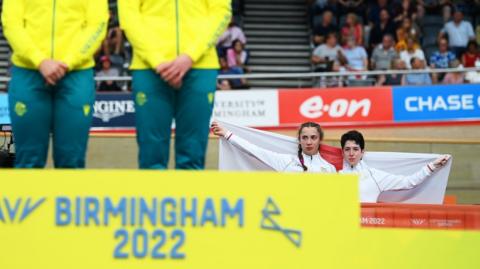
{"left": 217, "top": 121, "right": 451, "bottom": 204}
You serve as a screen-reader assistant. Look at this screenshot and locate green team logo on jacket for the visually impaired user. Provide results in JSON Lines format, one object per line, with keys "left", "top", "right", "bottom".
{"left": 208, "top": 92, "right": 214, "bottom": 105}
{"left": 83, "top": 105, "right": 91, "bottom": 116}
{"left": 136, "top": 92, "right": 147, "bottom": 106}
{"left": 15, "top": 102, "right": 27, "bottom": 117}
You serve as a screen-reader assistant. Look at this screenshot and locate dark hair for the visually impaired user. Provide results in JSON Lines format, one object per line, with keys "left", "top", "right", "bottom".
{"left": 379, "top": 8, "right": 390, "bottom": 16}
{"left": 410, "top": 56, "right": 418, "bottom": 66}
{"left": 439, "top": 37, "right": 449, "bottom": 44}
{"left": 467, "top": 40, "right": 478, "bottom": 49}
{"left": 326, "top": 32, "right": 338, "bottom": 41}
{"left": 383, "top": 34, "right": 394, "bottom": 41}
{"left": 340, "top": 130, "right": 365, "bottom": 150}
{"left": 232, "top": 39, "right": 244, "bottom": 48}
{"left": 453, "top": 9, "right": 463, "bottom": 16}
{"left": 297, "top": 122, "right": 324, "bottom": 171}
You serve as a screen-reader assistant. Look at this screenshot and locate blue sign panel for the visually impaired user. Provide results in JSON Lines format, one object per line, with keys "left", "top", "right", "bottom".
{"left": 0, "top": 93, "right": 10, "bottom": 125}
{"left": 393, "top": 84, "right": 480, "bottom": 122}
{"left": 91, "top": 93, "right": 135, "bottom": 129}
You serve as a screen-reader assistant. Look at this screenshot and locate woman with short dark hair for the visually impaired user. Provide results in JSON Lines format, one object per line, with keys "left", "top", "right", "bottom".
{"left": 340, "top": 130, "right": 450, "bottom": 202}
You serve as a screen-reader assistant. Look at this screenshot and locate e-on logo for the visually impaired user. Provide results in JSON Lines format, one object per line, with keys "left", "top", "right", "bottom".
{"left": 300, "top": 96, "right": 371, "bottom": 119}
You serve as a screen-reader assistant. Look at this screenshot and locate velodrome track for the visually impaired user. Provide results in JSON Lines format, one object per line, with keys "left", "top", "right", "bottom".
{"left": 40, "top": 122, "right": 480, "bottom": 204}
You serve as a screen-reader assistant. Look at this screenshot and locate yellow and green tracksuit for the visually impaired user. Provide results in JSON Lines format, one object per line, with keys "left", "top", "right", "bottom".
{"left": 2, "top": 0, "right": 108, "bottom": 168}
{"left": 118, "top": 0, "right": 231, "bottom": 169}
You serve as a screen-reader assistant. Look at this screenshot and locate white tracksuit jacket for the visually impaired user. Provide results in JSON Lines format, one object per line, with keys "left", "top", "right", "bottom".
{"left": 224, "top": 131, "right": 336, "bottom": 173}
{"left": 340, "top": 160, "right": 435, "bottom": 203}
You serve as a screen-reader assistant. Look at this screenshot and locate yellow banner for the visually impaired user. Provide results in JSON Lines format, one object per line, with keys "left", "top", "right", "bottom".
{"left": 0, "top": 170, "right": 479, "bottom": 268}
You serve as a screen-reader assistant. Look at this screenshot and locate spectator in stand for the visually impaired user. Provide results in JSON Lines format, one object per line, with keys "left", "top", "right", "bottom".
{"left": 449, "top": 0, "right": 473, "bottom": 13}
{"left": 400, "top": 17, "right": 421, "bottom": 43}
{"left": 395, "top": 27, "right": 408, "bottom": 52}
{"left": 338, "top": 0, "right": 365, "bottom": 17}
{"left": 430, "top": 38, "right": 456, "bottom": 69}
{"left": 103, "top": 9, "right": 123, "bottom": 56}
{"left": 461, "top": 40, "right": 480, "bottom": 67}
{"left": 412, "top": 1, "right": 426, "bottom": 33}
{"left": 312, "top": 32, "right": 344, "bottom": 72}
{"left": 101, "top": 9, "right": 125, "bottom": 73}
{"left": 342, "top": 37, "right": 368, "bottom": 78}
{"left": 217, "top": 79, "right": 232, "bottom": 91}
{"left": 465, "top": 60, "right": 480, "bottom": 83}
{"left": 429, "top": 37, "right": 456, "bottom": 83}
{"left": 312, "top": 10, "right": 338, "bottom": 46}
{"left": 226, "top": 39, "right": 249, "bottom": 72}
{"left": 311, "top": 0, "right": 339, "bottom": 18}
{"left": 440, "top": 1, "right": 455, "bottom": 22}
{"left": 367, "top": 0, "right": 394, "bottom": 26}
{"left": 371, "top": 34, "right": 398, "bottom": 70}
{"left": 341, "top": 13, "right": 363, "bottom": 46}
{"left": 402, "top": 57, "right": 432, "bottom": 85}
{"left": 442, "top": 59, "right": 465, "bottom": 84}
{"left": 217, "top": 19, "right": 247, "bottom": 57}
{"left": 439, "top": 10, "right": 475, "bottom": 58}
{"left": 369, "top": 8, "right": 396, "bottom": 49}
{"left": 219, "top": 57, "right": 247, "bottom": 89}
{"left": 394, "top": 28, "right": 420, "bottom": 52}
{"left": 376, "top": 58, "right": 407, "bottom": 86}
{"left": 393, "top": 0, "right": 417, "bottom": 25}
{"left": 400, "top": 36, "right": 426, "bottom": 69}
{"left": 477, "top": 24, "right": 480, "bottom": 46}
{"left": 96, "top": 56, "right": 121, "bottom": 92}
{"left": 418, "top": 0, "right": 453, "bottom": 21}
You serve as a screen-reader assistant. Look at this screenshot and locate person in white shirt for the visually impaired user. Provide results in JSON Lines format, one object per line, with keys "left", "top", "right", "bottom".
{"left": 439, "top": 10, "right": 475, "bottom": 57}
{"left": 399, "top": 36, "right": 425, "bottom": 69}
{"left": 312, "top": 33, "right": 344, "bottom": 72}
{"left": 339, "top": 130, "right": 450, "bottom": 203}
{"left": 340, "top": 37, "right": 368, "bottom": 80}
{"left": 342, "top": 37, "right": 368, "bottom": 72}
{"left": 211, "top": 121, "right": 336, "bottom": 173}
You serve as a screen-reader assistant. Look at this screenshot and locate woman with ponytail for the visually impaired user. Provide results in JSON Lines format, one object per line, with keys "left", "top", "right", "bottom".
{"left": 211, "top": 121, "right": 336, "bottom": 172}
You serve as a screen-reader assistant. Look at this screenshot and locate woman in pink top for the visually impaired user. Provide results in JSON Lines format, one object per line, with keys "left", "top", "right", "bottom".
{"left": 226, "top": 39, "right": 249, "bottom": 71}
{"left": 442, "top": 60, "right": 465, "bottom": 84}
{"left": 341, "top": 13, "right": 363, "bottom": 46}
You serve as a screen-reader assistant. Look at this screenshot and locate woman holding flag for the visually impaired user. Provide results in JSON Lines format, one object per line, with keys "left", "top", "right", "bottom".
{"left": 340, "top": 130, "right": 451, "bottom": 202}
{"left": 211, "top": 121, "right": 336, "bottom": 173}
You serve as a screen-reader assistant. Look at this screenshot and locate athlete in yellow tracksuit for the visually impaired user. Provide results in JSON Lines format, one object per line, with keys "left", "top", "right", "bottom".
{"left": 118, "top": 0, "right": 231, "bottom": 169}
{"left": 2, "top": 0, "right": 108, "bottom": 168}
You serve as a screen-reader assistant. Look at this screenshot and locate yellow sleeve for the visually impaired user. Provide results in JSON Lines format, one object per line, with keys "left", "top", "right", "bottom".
{"left": 63, "top": 0, "right": 109, "bottom": 70}
{"left": 184, "top": 0, "right": 232, "bottom": 63}
{"left": 1, "top": 0, "right": 48, "bottom": 68}
{"left": 118, "top": 0, "right": 167, "bottom": 69}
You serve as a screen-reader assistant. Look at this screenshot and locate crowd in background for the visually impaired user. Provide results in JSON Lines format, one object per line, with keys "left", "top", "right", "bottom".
{"left": 93, "top": 0, "right": 248, "bottom": 92}
{"left": 94, "top": 2, "right": 131, "bottom": 92}
{"left": 93, "top": 0, "right": 480, "bottom": 91}
{"left": 216, "top": 19, "right": 249, "bottom": 90}
{"left": 309, "top": 0, "right": 480, "bottom": 86}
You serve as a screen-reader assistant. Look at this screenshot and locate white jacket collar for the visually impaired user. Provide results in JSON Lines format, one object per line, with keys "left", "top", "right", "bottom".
{"left": 342, "top": 159, "right": 368, "bottom": 173}
{"left": 302, "top": 152, "right": 321, "bottom": 161}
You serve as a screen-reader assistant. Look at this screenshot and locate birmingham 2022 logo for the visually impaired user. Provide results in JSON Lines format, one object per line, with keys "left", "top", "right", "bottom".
{"left": 0, "top": 197, "right": 46, "bottom": 223}
{"left": 0, "top": 196, "right": 302, "bottom": 260}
